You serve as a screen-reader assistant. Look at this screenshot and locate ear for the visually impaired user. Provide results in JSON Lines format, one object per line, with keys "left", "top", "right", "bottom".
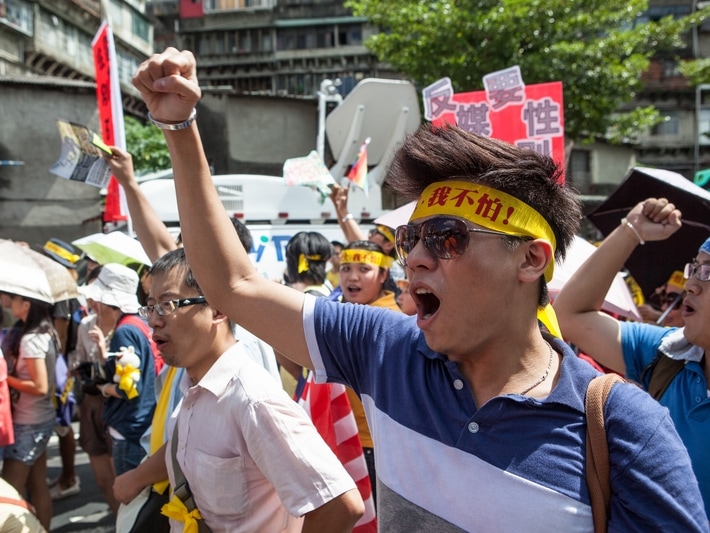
{"left": 378, "top": 268, "right": 390, "bottom": 285}
{"left": 518, "top": 239, "right": 553, "bottom": 283}
{"left": 212, "top": 307, "right": 229, "bottom": 325}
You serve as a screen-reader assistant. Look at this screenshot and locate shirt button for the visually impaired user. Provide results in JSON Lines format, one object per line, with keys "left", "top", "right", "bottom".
{"left": 696, "top": 397, "right": 702, "bottom": 403}
{"left": 468, "top": 422, "right": 479, "bottom": 433}
{"left": 453, "top": 379, "right": 464, "bottom": 390}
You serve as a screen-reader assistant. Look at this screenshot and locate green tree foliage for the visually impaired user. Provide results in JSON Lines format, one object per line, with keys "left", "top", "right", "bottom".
{"left": 347, "top": 0, "right": 710, "bottom": 142}
{"left": 124, "top": 116, "right": 171, "bottom": 174}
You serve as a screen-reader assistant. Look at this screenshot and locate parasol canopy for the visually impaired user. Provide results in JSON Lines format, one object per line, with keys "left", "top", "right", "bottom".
{"left": 587, "top": 167, "right": 710, "bottom": 298}
{"left": 374, "top": 201, "right": 416, "bottom": 230}
{"left": 0, "top": 239, "right": 80, "bottom": 304}
{"left": 72, "top": 231, "right": 151, "bottom": 268}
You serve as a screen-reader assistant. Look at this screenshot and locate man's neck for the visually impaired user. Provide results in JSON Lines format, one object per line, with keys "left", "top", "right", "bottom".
{"left": 186, "top": 338, "right": 237, "bottom": 385}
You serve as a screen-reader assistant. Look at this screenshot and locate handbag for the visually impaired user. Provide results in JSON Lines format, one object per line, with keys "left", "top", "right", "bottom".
{"left": 116, "top": 485, "right": 171, "bottom": 533}
{"left": 72, "top": 360, "right": 110, "bottom": 396}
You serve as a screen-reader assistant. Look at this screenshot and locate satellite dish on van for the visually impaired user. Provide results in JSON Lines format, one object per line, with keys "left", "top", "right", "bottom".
{"left": 325, "top": 78, "right": 421, "bottom": 186}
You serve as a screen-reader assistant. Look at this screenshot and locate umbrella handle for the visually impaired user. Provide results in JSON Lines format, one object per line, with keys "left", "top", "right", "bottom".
{"left": 655, "top": 291, "right": 685, "bottom": 325}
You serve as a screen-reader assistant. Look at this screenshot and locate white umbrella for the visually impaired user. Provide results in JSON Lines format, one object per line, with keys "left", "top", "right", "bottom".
{"left": 373, "top": 200, "right": 416, "bottom": 230}
{"left": 549, "top": 236, "right": 642, "bottom": 322}
{"left": 0, "top": 239, "right": 80, "bottom": 304}
{"left": 72, "top": 231, "right": 151, "bottom": 267}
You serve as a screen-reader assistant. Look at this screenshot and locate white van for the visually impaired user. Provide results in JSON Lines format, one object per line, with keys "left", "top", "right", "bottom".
{"left": 138, "top": 170, "right": 375, "bottom": 280}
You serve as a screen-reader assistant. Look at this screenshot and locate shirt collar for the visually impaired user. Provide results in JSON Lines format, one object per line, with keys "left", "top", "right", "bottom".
{"left": 179, "top": 342, "right": 245, "bottom": 398}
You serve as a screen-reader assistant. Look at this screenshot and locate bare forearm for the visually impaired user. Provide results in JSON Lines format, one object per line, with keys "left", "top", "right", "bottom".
{"left": 340, "top": 218, "right": 366, "bottom": 244}
{"left": 302, "top": 489, "right": 364, "bottom": 533}
{"left": 120, "top": 179, "right": 177, "bottom": 261}
{"left": 6, "top": 376, "right": 47, "bottom": 396}
{"left": 113, "top": 444, "right": 168, "bottom": 503}
{"left": 555, "top": 223, "right": 640, "bottom": 315}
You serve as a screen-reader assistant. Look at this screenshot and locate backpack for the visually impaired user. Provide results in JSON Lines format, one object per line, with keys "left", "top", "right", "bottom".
{"left": 639, "top": 351, "right": 686, "bottom": 401}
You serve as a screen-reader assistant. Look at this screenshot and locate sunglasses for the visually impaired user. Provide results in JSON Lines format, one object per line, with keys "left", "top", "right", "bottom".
{"left": 659, "top": 292, "right": 683, "bottom": 306}
{"left": 684, "top": 262, "right": 710, "bottom": 282}
{"left": 395, "top": 217, "right": 519, "bottom": 266}
{"left": 137, "top": 296, "right": 206, "bottom": 319}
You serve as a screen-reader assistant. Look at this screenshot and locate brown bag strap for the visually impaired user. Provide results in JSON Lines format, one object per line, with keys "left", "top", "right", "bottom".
{"left": 585, "top": 373, "right": 625, "bottom": 533}
{"left": 642, "top": 354, "right": 686, "bottom": 400}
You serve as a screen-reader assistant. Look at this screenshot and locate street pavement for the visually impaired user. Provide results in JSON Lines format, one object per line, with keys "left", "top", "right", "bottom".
{"left": 47, "top": 422, "right": 115, "bottom": 532}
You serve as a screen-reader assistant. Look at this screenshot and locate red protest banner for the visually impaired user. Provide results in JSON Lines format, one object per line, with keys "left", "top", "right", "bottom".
{"left": 92, "top": 21, "right": 127, "bottom": 223}
{"left": 423, "top": 68, "right": 565, "bottom": 181}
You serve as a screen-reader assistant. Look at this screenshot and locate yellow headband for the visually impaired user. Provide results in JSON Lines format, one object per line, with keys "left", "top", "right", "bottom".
{"left": 341, "top": 249, "right": 394, "bottom": 269}
{"left": 44, "top": 241, "right": 81, "bottom": 265}
{"left": 410, "top": 180, "right": 556, "bottom": 281}
{"left": 374, "top": 225, "right": 395, "bottom": 243}
{"left": 297, "top": 254, "right": 322, "bottom": 274}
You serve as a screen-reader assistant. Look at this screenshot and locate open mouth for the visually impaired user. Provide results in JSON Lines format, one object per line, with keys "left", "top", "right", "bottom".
{"left": 682, "top": 302, "right": 696, "bottom": 317}
{"left": 414, "top": 287, "right": 441, "bottom": 320}
{"left": 153, "top": 336, "right": 168, "bottom": 350}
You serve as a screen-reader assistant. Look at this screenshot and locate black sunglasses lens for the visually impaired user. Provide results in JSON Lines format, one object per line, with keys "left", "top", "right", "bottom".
{"left": 422, "top": 218, "right": 469, "bottom": 259}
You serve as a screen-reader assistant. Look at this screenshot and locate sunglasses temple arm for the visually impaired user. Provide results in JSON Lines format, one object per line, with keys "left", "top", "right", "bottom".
{"left": 655, "top": 291, "right": 686, "bottom": 325}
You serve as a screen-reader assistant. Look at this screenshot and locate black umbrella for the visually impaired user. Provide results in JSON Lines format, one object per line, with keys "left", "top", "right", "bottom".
{"left": 587, "top": 167, "right": 710, "bottom": 298}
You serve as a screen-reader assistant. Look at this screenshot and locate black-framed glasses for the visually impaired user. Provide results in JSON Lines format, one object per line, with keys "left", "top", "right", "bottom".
{"left": 394, "top": 217, "right": 523, "bottom": 266}
{"left": 137, "top": 296, "right": 206, "bottom": 319}
{"left": 684, "top": 262, "right": 710, "bottom": 282}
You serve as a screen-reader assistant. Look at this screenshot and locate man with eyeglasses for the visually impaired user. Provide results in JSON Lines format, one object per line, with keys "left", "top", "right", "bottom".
{"left": 131, "top": 48, "right": 708, "bottom": 531}
{"left": 80, "top": 263, "right": 157, "bottom": 477}
{"left": 555, "top": 198, "right": 710, "bottom": 520}
{"left": 114, "top": 248, "right": 363, "bottom": 532}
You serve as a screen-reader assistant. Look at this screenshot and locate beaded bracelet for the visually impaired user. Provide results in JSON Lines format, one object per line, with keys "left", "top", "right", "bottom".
{"left": 148, "top": 108, "right": 197, "bottom": 130}
{"left": 621, "top": 217, "right": 645, "bottom": 245}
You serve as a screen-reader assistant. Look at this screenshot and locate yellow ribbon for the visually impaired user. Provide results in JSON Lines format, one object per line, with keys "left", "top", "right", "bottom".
{"left": 60, "top": 376, "right": 75, "bottom": 405}
{"left": 151, "top": 366, "right": 179, "bottom": 494}
{"left": 410, "top": 180, "right": 556, "bottom": 281}
{"left": 340, "top": 249, "right": 394, "bottom": 268}
{"left": 297, "top": 254, "right": 322, "bottom": 274}
{"left": 537, "top": 303, "right": 561, "bottom": 339}
{"left": 115, "top": 364, "right": 139, "bottom": 399}
{"left": 161, "top": 494, "right": 203, "bottom": 533}
{"left": 43, "top": 240, "right": 81, "bottom": 265}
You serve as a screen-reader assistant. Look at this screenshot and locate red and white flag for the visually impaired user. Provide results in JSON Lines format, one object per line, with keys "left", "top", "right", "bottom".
{"left": 297, "top": 373, "right": 377, "bottom": 532}
{"left": 92, "top": 20, "right": 127, "bottom": 224}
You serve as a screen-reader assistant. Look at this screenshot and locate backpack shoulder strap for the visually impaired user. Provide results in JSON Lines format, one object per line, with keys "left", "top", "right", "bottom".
{"left": 585, "top": 373, "right": 625, "bottom": 533}
{"left": 640, "top": 352, "right": 686, "bottom": 401}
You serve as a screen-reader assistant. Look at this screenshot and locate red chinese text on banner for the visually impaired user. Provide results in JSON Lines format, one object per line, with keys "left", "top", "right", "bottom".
{"left": 92, "top": 21, "right": 127, "bottom": 223}
{"left": 422, "top": 71, "right": 565, "bottom": 183}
